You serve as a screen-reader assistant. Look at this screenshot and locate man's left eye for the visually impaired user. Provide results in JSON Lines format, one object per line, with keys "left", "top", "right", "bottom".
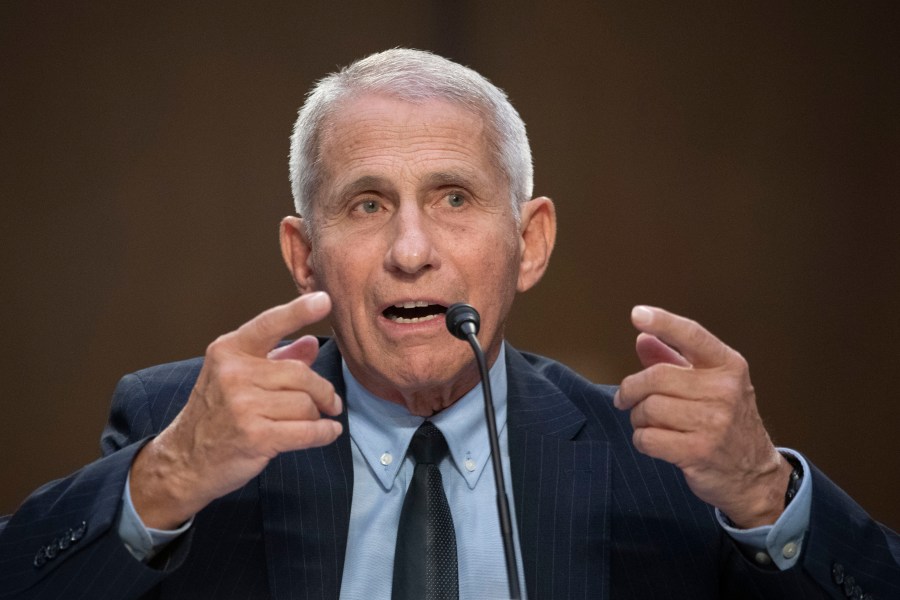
{"left": 446, "top": 193, "right": 466, "bottom": 208}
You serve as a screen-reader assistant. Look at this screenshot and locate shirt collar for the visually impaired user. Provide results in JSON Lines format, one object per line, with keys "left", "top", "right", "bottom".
{"left": 344, "top": 342, "right": 509, "bottom": 491}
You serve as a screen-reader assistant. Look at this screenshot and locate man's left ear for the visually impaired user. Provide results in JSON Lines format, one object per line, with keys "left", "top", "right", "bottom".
{"left": 279, "top": 216, "right": 318, "bottom": 293}
{"left": 516, "top": 196, "right": 557, "bottom": 292}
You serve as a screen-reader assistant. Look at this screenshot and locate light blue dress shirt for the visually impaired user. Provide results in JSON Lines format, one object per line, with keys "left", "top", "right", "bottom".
{"left": 339, "top": 343, "right": 525, "bottom": 600}
{"left": 118, "top": 343, "right": 812, "bottom": 597}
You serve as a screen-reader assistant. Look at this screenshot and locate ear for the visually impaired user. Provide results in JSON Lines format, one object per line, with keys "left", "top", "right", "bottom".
{"left": 516, "top": 196, "right": 556, "bottom": 292}
{"left": 279, "top": 216, "right": 318, "bottom": 293}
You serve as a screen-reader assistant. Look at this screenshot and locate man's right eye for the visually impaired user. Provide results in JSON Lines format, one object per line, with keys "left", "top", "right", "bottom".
{"left": 355, "top": 199, "right": 381, "bottom": 214}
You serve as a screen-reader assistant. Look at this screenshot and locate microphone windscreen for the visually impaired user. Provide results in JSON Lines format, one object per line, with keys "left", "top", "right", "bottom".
{"left": 445, "top": 303, "right": 480, "bottom": 339}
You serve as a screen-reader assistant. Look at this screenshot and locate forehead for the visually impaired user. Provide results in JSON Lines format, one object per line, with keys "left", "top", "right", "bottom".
{"left": 317, "top": 93, "right": 498, "bottom": 192}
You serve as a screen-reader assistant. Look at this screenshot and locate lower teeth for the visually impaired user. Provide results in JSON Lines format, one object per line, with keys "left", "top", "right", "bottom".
{"left": 392, "top": 314, "right": 438, "bottom": 324}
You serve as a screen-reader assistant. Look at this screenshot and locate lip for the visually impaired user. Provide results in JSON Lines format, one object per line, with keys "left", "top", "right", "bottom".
{"left": 377, "top": 298, "right": 451, "bottom": 313}
{"left": 376, "top": 311, "right": 448, "bottom": 343}
{"left": 376, "top": 297, "right": 453, "bottom": 337}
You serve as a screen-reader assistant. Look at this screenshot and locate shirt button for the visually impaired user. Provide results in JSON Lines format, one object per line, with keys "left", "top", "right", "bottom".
{"left": 380, "top": 452, "right": 393, "bottom": 466}
{"left": 464, "top": 458, "right": 476, "bottom": 472}
{"left": 782, "top": 541, "right": 799, "bottom": 559}
{"left": 754, "top": 551, "right": 772, "bottom": 565}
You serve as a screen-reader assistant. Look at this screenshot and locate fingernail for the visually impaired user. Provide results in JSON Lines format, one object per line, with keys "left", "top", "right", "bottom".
{"left": 631, "top": 305, "right": 653, "bottom": 326}
{"left": 333, "top": 393, "right": 343, "bottom": 414}
{"left": 613, "top": 390, "right": 621, "bottom": 409}
{"left": 306, "top": 291, "right": 329, "bottom": 311}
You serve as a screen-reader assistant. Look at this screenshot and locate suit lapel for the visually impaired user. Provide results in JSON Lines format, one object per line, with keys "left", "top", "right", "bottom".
{"left": 259, "top": 340, "right": 354, "bottom": 600}
{"left": 257, "top": 342, "right": 611, "bottom": 599}
{"left": 506, "top": 348, "right": 611, "bottom": 600}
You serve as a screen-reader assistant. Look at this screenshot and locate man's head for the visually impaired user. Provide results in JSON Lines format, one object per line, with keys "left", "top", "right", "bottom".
{"left": 289, "top": 48, "right": 533, "bottom": 229}
{"left": 280, "top": 49, "right": 555, "bottom": 415}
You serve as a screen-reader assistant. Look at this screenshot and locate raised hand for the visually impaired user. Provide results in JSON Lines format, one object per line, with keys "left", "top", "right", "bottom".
{"left": 614, "top": 306, "right": 792, "bottom": 528}
{"left": 130, "top": 291, "right": 343, "bottom": 529}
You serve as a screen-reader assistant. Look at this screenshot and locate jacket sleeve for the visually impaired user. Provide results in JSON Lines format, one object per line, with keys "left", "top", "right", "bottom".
{"left": 720, "top": 463, "right": 900, "bottom": 599}
{"left": 0, "top": 373, "right": 192, "bottom": 600}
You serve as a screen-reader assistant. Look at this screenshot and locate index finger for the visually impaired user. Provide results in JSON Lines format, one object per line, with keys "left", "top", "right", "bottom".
{"left": 630, "top": 305, "right": 730, "bottom": 368}
{"left": 233, "top": 292, "right": 332, "bottom": 357}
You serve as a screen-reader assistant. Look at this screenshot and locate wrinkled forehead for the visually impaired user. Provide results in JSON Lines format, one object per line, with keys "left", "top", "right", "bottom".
{"left": 317, "top": 93, "right": 500, "bottom": 190}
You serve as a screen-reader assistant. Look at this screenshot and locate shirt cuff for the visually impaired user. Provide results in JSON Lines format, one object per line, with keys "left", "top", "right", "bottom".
{"left": 117, "top": 470, "right": 194, "bottom": 561}
{"left": 716, "top": 448, "right": 812, "bottom": 570}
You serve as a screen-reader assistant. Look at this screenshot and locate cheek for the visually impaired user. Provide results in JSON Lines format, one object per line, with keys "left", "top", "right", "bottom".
{"left": 312, "top": 248, "right": 360, "bottom": 308}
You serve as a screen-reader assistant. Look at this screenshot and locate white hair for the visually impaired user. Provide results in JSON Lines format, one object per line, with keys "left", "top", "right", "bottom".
{"left": 288, "top": 48, "right": 533, "bottom": 227}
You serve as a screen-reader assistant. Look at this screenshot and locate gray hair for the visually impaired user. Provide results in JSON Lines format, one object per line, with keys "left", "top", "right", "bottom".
{"left": 288, "top": 48, "right": 533, "bottom": 227}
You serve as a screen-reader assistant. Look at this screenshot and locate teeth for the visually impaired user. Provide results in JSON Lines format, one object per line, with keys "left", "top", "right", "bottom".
{"left": 396, "top": 301, "right": 431, "bottom": 309}
{"left": 389, "top": 313, "right": 440, "bottom": 324}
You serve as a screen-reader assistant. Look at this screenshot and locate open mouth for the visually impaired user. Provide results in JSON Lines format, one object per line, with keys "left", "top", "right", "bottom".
{"left": 382, "top": 301, "right": 448, "bottom": 324}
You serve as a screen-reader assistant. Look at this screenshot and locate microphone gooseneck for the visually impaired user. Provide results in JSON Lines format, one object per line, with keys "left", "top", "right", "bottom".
{"left": 445, "top": 303, "right": 521, "bottom": 600}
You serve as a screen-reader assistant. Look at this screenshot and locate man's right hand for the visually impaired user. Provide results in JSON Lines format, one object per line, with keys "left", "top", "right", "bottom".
{"left": 129, "top": 291, "right": 343, "bottom": 530}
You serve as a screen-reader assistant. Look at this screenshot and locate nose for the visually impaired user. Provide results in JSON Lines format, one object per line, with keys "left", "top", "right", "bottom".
{"left": 384, "top": 203, "right": 439, "bottom": 275}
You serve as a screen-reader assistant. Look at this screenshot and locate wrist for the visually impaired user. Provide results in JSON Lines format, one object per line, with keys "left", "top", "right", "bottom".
{"left": 726, "top": 453, "right": 793, "bottom": 528}
{"left": 130, "top": 435, "right": 203, "bottom": 530}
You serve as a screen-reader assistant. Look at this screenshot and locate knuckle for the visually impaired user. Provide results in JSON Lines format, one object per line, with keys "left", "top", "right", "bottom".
{"left": 216, "top": 362, "right": 246, "bottom": 387}
{"left": 706, "top": 408, "right": 731, "bottom": 432}
{"left": 318, "top": 379, "right": 336, "bottom": 403}
{"left": 296, "top": 394, "right": 319, "bottom": 419}
{"left": 629, "top": 405, "right": 643, "bottom": 429}
{"left": 643, "top": 364, "right": 669, "bottom": 391}
{"left": 695, "top": 435, "right": 718, "bottom": 459}
{"left": 632, "top": 428, "right": 646, "bottom": 452}
{"left": 206, "top": 335, "right": 231, "bottom": 361}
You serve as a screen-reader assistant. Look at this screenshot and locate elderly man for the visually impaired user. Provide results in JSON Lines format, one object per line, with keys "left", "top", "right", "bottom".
{"left": 1, "top": 49, "right": 898, "bottom": 600}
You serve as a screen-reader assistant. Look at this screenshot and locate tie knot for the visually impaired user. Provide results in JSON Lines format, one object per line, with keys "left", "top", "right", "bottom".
{"left": 407, "top": 422, "right": 449, "bottom": 465}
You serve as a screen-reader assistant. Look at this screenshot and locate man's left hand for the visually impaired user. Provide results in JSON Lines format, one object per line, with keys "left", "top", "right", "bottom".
{"left": 614, "top": 305, "right": 792, "bottom": 528}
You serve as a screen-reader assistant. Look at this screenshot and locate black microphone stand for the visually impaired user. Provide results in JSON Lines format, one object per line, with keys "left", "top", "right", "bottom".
{"left": 446, "top": 303, "right": 521, "bottom": 600}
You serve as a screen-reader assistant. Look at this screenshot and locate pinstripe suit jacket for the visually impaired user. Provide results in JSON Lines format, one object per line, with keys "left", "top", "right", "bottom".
{"left": 2, "top": 339, "right": 898, "bottom": 599}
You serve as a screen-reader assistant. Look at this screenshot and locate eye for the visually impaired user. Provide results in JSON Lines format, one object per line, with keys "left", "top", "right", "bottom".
{"left": 354, "top": 199, "right": 381, "bottom": 214}
{"left": 446, "top": 192, "right": 466, "bottom": 208}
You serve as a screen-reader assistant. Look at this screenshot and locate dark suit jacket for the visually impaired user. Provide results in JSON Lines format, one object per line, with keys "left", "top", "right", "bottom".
{"left": 1, "top": 340, "right": 898, "bottom": 599}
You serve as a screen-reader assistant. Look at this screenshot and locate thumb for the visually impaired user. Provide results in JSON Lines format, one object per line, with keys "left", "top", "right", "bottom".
{"left": 268, "top": 334, "right": 321, "bottom": 365}
{"left": 635, "top": 332, "right": 691, "bottom": 368}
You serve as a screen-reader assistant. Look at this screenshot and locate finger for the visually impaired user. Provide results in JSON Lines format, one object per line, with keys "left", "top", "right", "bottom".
{"left": 631, "top": 426, "right": 693, "bottom": 466}
{"left": 630, "top": 305, "right": 730, "bottom": 368}
{"left": 615, "top": 362, "right": 693, "bottom": 410}
{"left": 268, "top": 335, "right": 321, "bottom": 365}
{"left": 224, "top": 356, "right": 341, "bottom": 416}
{"left": 635, "top": 333, "right": 691, "bottom": 368}
{"left": 254, "top": 359, "right": 342, "bottom": 416}
{"left": 233, "top": 292, "right": 332, "bottom": 357}
{"left": 251, "top": 390, "right": 327, "bottom": 422}
{"left": 629, "top": 395, "right": 700, "bottom": 432}
{"left": 268, "top": 419, "right": 344, "bottom": 453}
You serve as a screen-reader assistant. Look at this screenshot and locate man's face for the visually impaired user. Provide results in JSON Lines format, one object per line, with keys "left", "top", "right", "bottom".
{"left": 299, "top": 93, "right": 526, "bottom": 413}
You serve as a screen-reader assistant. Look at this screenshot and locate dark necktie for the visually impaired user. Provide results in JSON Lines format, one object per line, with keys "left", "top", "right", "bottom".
{"left": 392, "top": 421, "right": 459, "bottom": 600}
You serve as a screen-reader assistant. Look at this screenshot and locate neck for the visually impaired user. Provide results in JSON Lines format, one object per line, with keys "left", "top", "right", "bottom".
{"left": 345, "top": 342, "right": 502, "bottom": 417}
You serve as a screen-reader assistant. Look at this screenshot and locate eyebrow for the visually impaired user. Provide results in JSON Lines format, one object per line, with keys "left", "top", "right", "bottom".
{"left": 335, "top": 175, "right": 389, "bottom": 201}
{"left": 422, "top": 170, "right": 480, "bottom": 190}
{"left": 334, "top": 170, "right": 482, "bottom": 202}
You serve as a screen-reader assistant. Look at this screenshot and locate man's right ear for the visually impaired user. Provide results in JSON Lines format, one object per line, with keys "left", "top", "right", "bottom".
{"left": 279, "top": 216, "right": 318, "bottom": 293}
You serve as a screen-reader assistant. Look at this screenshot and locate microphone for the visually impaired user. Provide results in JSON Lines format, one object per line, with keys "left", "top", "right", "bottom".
{"left": 445, "top": 302, "right": 480, "bottom": 338}
{"left": 445, "top": 303, "right": 521, "bottom": 600}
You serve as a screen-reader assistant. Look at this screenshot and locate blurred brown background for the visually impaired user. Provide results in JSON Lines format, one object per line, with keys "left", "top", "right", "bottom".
{"left": 1, "top": 2, "right": 898, "bottom": 531}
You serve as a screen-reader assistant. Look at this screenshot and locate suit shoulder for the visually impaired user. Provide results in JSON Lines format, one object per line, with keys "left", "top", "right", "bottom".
{"left": 512, "top": 348, "right": 618, "bottom": 400}
{"left": 127, "top": 356, "right": 205, "bottom": 392}
{"left": 110, "top": 356, "right": 205, "bottom": 428}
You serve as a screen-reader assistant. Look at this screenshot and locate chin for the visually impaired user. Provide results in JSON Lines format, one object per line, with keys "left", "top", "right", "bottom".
{"left": 376, "top": 352, "right": 476, "bottom": 399}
